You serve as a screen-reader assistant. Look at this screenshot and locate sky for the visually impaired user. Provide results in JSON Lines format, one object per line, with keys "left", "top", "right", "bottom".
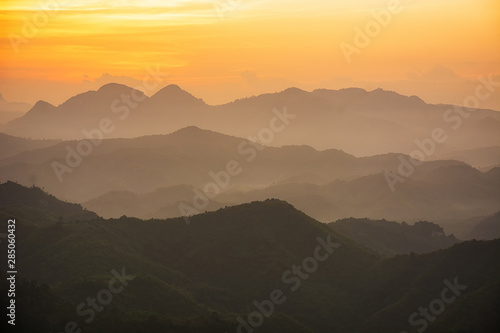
{"left": 0, "top": 0, "right": 499, "bottom": 109}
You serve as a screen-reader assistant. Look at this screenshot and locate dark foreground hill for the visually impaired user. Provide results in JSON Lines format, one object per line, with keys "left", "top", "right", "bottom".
{"left": 0, "top": 187, "right": 498, "bottom": 332}
{"left": 0, "top": 181, "right": 97, "bottom": 225}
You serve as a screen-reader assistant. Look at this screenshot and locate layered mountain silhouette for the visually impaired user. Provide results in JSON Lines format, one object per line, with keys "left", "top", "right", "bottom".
{"left": 0, "top": 132, "right": 60, "bottom": 160}
{"left": 430, "top": 145, "right": 500, "bottom": 170}
{"left": 1, "top": 126, "right": 498, "bottom": 227}
{"left": 2, "top": 83, "right": 499, "bottom": 332}
{"left": 1, "top": 187, "right": 499, "bottom": 332}
{"left": 215, "top": 164, "right": 500, "bottom": 224}
{"left": 3, "top": 83, "right": 499, "bottom": 156}
{"left": 83, "top": 163, "right": 500, "bottom": 228}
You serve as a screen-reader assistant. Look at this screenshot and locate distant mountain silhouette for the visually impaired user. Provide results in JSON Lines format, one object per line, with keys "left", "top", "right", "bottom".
{"left": 329, "top": 217, "right": 459, "bottom": 256}
{"left": 18, "top": 100, "right": 57, "bottom": 119}
{"left": 222, "top": 164, "right": 500, "bottom": 222}
{"left": 431, "top": 145, "right": 500, "bottom": 170}
{"left": 85, "top": 161, "right": 500, "bottom": 224}
{"left": 1, "top": 127, "right": 497, "bottom": 223}
{"left": 84, "top": 185, "right": 228, "bottom": 219}
{"left": 61, "top": 83, "right": 146, "bottom": 110}
{"left": 0, "top": 133, "right": 60, "bottom": 159}
{"left": 0, "top": 127, "right": 467, "bottom": 199}
{"left": 6, "top": 100, "right": 58, "bottom": 137}
{"left": 3, "top": 84, "right": 499, "bottom": 155}
{"left": 466, "top": 211, "right": 500, "bottom": 240}
{"left": 0, "top": 126, "right": 384, "bottom": 202}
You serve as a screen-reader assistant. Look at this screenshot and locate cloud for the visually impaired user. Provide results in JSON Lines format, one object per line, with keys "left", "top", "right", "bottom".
{"left": 407, "top": 65, "right": 466, "bottom": 83}
{"left": 240, "top": 70, "right": 261, "bottom": 87}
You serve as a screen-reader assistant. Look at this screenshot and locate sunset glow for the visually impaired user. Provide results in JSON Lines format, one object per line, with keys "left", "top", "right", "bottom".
{"left": 0, "top": 0, "right": 499, "bottom": 107}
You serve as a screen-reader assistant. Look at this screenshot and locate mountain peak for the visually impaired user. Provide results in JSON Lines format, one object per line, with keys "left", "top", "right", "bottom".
{"left": 187, "top": 199, "right": 314, "bottom": 228}
{"left": 98, "top": 82, "right": 132, "bottom": 91}
{"left": 168, "top": 126, "right": 230, "bottom": 140}
{"left": 57, "top": 83, "right": 147, "bottom": 111}
{"left": 33, "top": 100, "right": 55, "bottom": 108}
{"left": 11, "top": 100, "right": 57, "bottom": 122}
{"left": 170, "top": 125, "right": 206, "bottom": 136}
{"left": 281, "top": 87, "right": 307, "bottom": 95}
{"left": 96, "top": 83, "right": 141, "bottom": 96}
{"left": 163, "top": 126, "right": 245, "bottom": 148}
{"left": 163, "top": 84, "right": 183, "bottom": 92}
{"left": 221, "top": 199, "right": 298, "bottom": 215}
{"left": 0, "top": 93, "right": 6, "bottom": 103}
{"left": 150, "top": 84, "right": 205, "bottom": 106}
{"left": 27, "top": 100, "right": 56, "bottom": 113}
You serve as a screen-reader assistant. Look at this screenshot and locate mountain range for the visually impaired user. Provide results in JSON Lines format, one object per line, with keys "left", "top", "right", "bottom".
{"left": 1, "top": 127, "right": 499, "bottom": 233}
{"left": 1, "top": 83, "right": 499, "bottom": 332}
{"left": 1, "top": 83, "right": 499, "bottom": 156}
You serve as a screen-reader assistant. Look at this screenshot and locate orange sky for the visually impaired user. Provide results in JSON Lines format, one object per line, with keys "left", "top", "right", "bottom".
{"left": 0, "top": 0, "right": 499, "bottom": 109}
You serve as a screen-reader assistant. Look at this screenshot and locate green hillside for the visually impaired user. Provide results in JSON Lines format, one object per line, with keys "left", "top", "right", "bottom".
{"left": 1, "top": 186, "right": 498, "bottom": 332}
{"left": 0, "top": 181, "right": 98, "bottom": 226}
